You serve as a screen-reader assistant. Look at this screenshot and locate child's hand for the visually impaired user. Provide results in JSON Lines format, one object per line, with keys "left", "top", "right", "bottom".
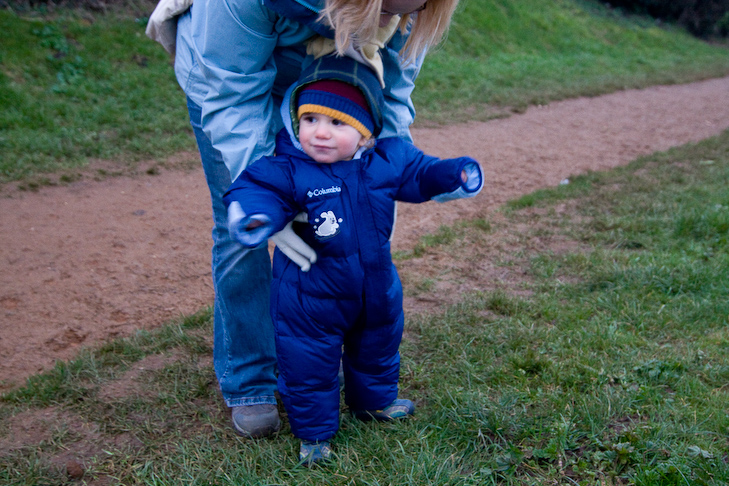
{"left": 461, "top": 162, "right": 482, "bottom": 191}
{"left": 432, "top": 160, "right": 483, "bottom": 203}
{"left": 246, "top": 218, "right": 266, "bottom": 230}
{"left": 227, "top": 201, "right": 272, "bottom": 248}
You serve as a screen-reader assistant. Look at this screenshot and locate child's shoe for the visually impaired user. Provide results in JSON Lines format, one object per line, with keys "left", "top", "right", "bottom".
{"left": 299, "top": 440, "right": 333, "bottom": 466}
{"left": 352, "top": 398, "right": 415, "bottom": 422}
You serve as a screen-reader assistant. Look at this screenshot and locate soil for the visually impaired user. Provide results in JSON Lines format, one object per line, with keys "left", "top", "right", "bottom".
{"left": 1, "top": 76, "right": 729, "bottom": 391}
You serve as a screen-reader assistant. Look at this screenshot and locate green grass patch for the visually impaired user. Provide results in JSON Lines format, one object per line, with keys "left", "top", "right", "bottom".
{"left": 1, "top": 308, "right": 212, "bottom": 408}
{"left": 401, "top": 132, "right": 729, "bottom": 483}
{"left": 415, "top": 0, "right": 729, "bottom": 124}
{"left": 393, "top": 218, "right": 492, "bottom": 260}
{"left": 0, "top": 9, "right": 193, "bottom": 183}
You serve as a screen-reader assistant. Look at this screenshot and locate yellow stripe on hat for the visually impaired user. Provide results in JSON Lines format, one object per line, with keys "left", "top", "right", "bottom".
{"left": 298, "top": 104, "right": 372, "bottom": 140}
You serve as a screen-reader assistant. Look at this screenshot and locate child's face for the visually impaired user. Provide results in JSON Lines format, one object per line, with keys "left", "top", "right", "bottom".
{"left": 299, "top": 112, "right": 369, "bottom": 164}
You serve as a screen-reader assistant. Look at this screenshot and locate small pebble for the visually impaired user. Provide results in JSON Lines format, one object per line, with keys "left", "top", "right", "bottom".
{"left": 66, "top": 460, "right": 84, "bottom": 479}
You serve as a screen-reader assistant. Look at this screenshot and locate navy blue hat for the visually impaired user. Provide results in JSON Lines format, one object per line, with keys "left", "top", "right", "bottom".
{"left": 291, "top": 55, "right": 384, "bottom": 139}
{"left": 297, "top": 79, "right": 374, "bottom": 139}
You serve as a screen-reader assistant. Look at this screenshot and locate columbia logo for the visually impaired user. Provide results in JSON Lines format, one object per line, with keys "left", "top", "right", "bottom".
{"left": 307, "top": 186, "right": 342, "bottom": 198}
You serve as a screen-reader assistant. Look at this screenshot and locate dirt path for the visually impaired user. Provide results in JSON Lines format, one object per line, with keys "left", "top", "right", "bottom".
{"left": 2, "top": 76, "right": 728, "bottom": 390}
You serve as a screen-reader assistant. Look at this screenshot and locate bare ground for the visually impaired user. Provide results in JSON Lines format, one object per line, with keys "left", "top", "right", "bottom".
{"left": 1, "top": 76, "right": 729, "bottom": 391}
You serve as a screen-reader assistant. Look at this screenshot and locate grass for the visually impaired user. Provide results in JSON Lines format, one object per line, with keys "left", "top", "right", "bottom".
{"left": 1, "top": 0, "right": 729, "bottom": 183}
{"left": 2, "top": 135, "right": 728, "bottom": 484}
{"left": 414, "top": 0, "right": 729, "bottom": 124}
{"left": 0, "top": 8, "right": 192, "bottom": 184}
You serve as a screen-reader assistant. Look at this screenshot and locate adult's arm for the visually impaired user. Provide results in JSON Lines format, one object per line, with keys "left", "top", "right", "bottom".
{"left": 191, "top": 0, "right": 314, "bottom": 181}
{"left": 380, "top": 29, "right": 426, "bottom": 142}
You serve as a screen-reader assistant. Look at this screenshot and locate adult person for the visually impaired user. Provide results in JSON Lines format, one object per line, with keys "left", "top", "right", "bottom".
{"left": 146, "top": 0, "right": 461, "bottom": 439}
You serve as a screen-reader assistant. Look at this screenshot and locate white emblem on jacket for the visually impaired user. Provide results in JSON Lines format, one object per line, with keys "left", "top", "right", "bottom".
{"left": 307, "top": 186, "right": 341, "bottom": 198}
{"left": 314, "top": 211, "right": 342, "bottom": 239}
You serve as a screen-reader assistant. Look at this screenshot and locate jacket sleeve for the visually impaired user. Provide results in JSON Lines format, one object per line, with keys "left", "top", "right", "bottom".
{"left": 385, "top": 139, "right": 483, "bottom": 203}
{"left": 380, "top": 29, "right": 424, "bottom": 143}
{"left": 190, "top": 0, "right": 314, "bottom": 181}
{"left": 223, "top": 158, "right": 299, "bottom": 247}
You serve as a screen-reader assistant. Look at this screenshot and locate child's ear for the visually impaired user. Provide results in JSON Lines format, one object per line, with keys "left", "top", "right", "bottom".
{"left": 359, "top": 137, "right": 375, "bottom": 149}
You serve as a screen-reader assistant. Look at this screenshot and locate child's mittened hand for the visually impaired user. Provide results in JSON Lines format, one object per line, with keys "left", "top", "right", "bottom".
{"left": 432, "top": 160, "right": 484, "bottom": 203}
{"left": 227, "top": 201, "right": 246, "bottom": 238}
{"left": 461, "top": 162, "right": 483, "bottom": 192}
{"left": 227, "top": 201, "right": 272, "bottom": 248}
{"left": 246, "top": 218, "right": 266, "bottom": 230}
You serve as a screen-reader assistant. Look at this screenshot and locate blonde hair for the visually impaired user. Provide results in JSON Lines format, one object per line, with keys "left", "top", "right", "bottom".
{"left": 321, "top": 0, "right": 460, "bottom": 62}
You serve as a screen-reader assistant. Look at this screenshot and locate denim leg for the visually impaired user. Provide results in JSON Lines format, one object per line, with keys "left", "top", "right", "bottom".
{"left": 186, "top": 97, "right": 277, "bottom": 407}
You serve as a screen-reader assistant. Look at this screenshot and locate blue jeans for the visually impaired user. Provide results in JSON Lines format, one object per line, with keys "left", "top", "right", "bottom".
{"left": 187, "top": 97, "right": 277, "bottom": 408}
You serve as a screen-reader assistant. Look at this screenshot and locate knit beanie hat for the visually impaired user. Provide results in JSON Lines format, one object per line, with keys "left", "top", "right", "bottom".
{"left": 297, "top": 79, "right": 375, "bottom": 139}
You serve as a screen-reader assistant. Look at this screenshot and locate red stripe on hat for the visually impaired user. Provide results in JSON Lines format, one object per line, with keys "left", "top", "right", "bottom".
{"left": 300, "top": 80, "right": 369, "bottom": 113}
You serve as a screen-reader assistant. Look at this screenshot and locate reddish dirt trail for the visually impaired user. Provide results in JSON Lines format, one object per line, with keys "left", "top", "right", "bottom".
{"left": 2, "top": 76, "right": 729, "bottom": 390}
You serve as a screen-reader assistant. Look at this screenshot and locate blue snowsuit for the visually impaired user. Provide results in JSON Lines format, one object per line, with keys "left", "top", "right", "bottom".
{"left": 223, "top": 56, "right": 483, "bottom": 442}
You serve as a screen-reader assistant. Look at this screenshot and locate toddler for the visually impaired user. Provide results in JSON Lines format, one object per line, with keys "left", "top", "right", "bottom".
{"left": 224, "top": 55, "right": 483, "bottom": 464}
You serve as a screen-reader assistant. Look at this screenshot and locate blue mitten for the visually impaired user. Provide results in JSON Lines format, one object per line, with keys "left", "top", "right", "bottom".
{"left": 227, "top": 201, "right": 273, "bottom": 248}
{"left": 433, "top": 161, "right": 483, "bottom": 203}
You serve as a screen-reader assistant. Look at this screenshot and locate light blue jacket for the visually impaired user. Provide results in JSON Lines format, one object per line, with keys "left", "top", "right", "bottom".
{"left": 174, "top": 0, "right": 424, "bottom": 180}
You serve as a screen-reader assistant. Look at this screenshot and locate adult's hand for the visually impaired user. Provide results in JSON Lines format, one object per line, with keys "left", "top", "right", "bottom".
{"left": 145, "top": 0, "right": 192, "bottom": 54}
{"left": 271, "top": 214, "right": 317, "bottom": 272}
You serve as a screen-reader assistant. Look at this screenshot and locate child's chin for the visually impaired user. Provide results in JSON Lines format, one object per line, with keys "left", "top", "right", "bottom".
{"left": 310, "top": 153, "right": 346, "bottom": 164}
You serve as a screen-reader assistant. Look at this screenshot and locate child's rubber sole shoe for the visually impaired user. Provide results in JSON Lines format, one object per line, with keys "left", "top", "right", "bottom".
{"left": 299, "top": 440, "right": 333, "bottom": 466}
{"left": 231, "top": 404, "right": 281, "bottom": 439}
{"left": 353, "top": 398, "right": 415, "bottom": 422}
